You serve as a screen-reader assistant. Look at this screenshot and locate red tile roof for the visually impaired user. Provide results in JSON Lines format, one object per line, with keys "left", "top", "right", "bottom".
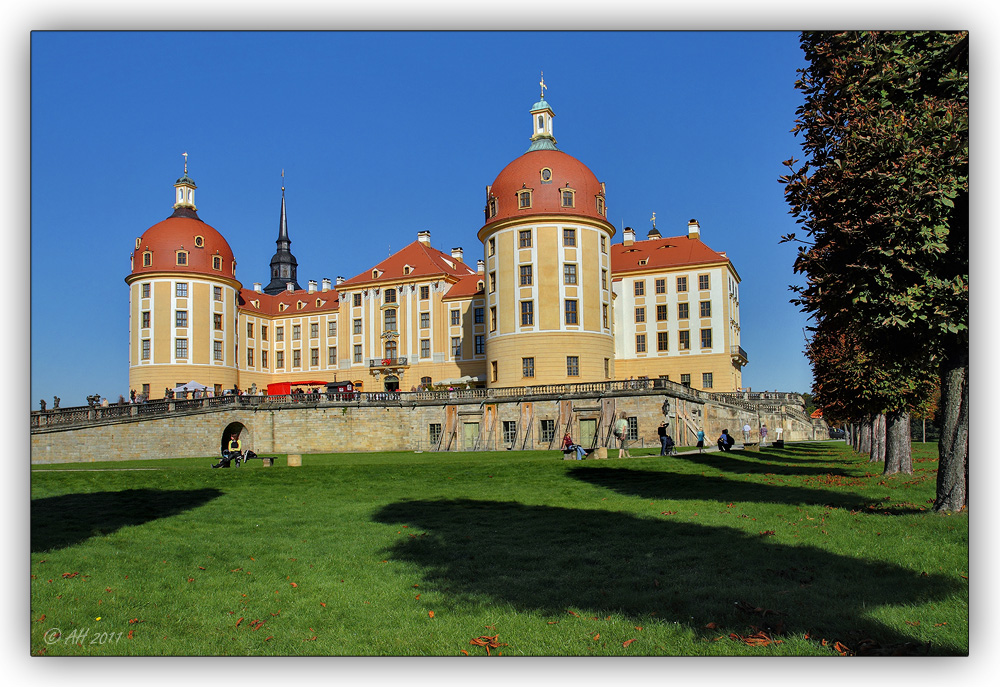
{"left": 610, "top": 234, "right": 734, "bottom": 276}
{"left": 339, "top": 240, "right": 477, "bottom": 289}
{"left": 238, "top": 287, "right": 339, "bottom": 316}
{"left": 442, "top": 271, "right": 486, "bottom": 301}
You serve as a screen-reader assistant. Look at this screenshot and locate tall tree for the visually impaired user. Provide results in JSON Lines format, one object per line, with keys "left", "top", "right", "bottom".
{"left": 781, "top": 32, "right": 968, "bottom": 507}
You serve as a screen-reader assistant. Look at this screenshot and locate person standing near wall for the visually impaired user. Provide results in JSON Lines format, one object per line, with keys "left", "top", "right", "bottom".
{"left": 696, "top": 429, "right": 705, "bottom": 452}
{"left": 614, "top": 413, "right": 632, "bottom": 458}
{"left": 657, "top": 422, "right": 668, "bottom": 455}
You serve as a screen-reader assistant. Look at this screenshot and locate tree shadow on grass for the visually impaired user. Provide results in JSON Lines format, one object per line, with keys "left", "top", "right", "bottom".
{"left": 570, "top": 466, "right": 876, "bottom": 510}
{"left": 673, "top": 450, "right": 857, "bottom": 478}
{"left": 31, "top": 488, "right": 223, "bottom": 552}
{"left": 373, "top": 499, "right": 963, "bottom": 654}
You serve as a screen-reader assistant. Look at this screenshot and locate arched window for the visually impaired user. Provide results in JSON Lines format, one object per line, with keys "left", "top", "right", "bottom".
{"left": 384, "top": 308, "right": 397, "bottom": 332}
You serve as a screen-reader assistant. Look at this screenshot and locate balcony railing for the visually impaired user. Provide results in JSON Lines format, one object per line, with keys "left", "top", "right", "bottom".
{"left": 730, "top": 345, "right": 749, "bottom": 362}
{"left": 369, "top": 356, "right": 408, "bottom": 368}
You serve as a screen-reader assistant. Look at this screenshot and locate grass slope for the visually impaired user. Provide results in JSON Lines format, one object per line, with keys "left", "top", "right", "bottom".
{"left": 30, "top": 442, "right": 968, "bottom": 656}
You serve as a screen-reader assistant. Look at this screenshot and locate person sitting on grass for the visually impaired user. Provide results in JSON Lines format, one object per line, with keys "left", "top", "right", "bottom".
{"left": 562, "top": 432, "right": 587, "bottom": 460}
{"left": 717, "top": 429, "right": 735, "bottom": 452}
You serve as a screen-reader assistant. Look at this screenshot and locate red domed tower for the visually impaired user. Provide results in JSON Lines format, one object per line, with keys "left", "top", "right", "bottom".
{"left": 125, "top": 156, "right": 242, "bottom": 399}
{"left": 478, "top": 80, "right": 616, "bottom": 387}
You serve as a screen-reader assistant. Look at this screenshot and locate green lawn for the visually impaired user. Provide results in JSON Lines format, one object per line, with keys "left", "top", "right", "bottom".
{"left": 30, "top": 441, "right": 968, "bottom": 656}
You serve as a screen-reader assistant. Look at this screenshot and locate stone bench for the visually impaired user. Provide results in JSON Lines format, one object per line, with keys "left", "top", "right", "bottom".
{"left": 562, "top": 446, "right": 608, "bottom": 460}
{"left": 242, "top": 454, "right": 277, "bottom": 467}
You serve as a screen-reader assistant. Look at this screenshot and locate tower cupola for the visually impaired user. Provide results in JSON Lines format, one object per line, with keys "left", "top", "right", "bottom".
{"left": 264, "top": 171, "right": 302, "bottom": 295}
{"left": 527, "top": 72, "right": 558, "bottom": 152}
{"left": 173, "top": 152, "right": 197, "bottom": 211}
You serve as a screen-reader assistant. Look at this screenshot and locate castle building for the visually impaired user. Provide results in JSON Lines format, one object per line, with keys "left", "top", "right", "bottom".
{"left": 126, "top": 87, "right": 746, "bottom": 399}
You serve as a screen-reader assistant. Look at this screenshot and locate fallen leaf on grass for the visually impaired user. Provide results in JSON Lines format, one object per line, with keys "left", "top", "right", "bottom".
{"left": 705, "top": 622, "right": 718, "bottom": 629}
{"left": 934, "top": 622, "right": 947, "bottom": 627}
{"left": 265, "top": 636, "right": 273, "bottom": 641}
{"left": 758, "top": 530, "right": 776, "bottom": 537}
{"left": 593, "top": 634, "right": 600, "bottom": 640}
{"left": 428, "top": 611, "right": 435, "bottom": 618}
{"left": 622, "top": 639, "right": 636, "bottom": 648}
{"left": 198, "top": 566, "right": 206, "bottom": 570}
{"left": 290, "top": 582, "right": 298, "bottom": 587}
{"left": 62, "top": 572, "right": 79, "bottom": 578}
{"left": 460, "top": 649, "right": 469, "bottom": 655}
{"left": 187, "top": 578, "right": 195, "bottom": 583}
{"left": 304, "top": 636, "right": 316, "bottom": 641}
{"left": 833, "top": 641, "right": 852, "bottom": 656}
{"left": 236, "top": 617, "right": 244, "bottom": 628}
{"left": 905, "top": 621, "right": 920, "bottom": 626}
{"left": 469, "top": 634, "right": 508, "bottom": 656}
{"left": 730, "top": 630, "right": 781, "bottom": 647}
{"left": 320, "top": 602, "right": 326, "bottom": 607}
{"left": 415, "top": 594, "right": 421, "bottom": 600}
{"left": 567, "top": 610, "right": 580, "bottom": 617}
{"left": 547, "top": 621, "right": 559, "bottom": 625}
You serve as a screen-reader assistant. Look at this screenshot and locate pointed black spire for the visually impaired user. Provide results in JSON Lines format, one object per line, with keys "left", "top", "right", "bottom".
{"left": 264, "top": 173, "right": 301, "bottom": 295}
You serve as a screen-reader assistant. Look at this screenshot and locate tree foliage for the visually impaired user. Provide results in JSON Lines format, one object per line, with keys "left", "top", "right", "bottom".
{"left": 781, "top": 31, "right": 968, "bottom": 499}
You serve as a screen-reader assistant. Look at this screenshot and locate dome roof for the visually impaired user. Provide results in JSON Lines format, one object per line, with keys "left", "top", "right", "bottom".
{"left": 484, "top": 148, "right": 608, "bottom": 228}
{"left": 131, "top": 211, "right": 236, "bottom": 280}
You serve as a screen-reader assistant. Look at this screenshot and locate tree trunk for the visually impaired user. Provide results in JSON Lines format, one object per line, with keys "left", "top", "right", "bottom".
{"left": 934, "top": 348, "right": 969, "bottom": 512}
{"left": 883, "top": 410, "right": 912, "bottom": 475}
{"left": 859, "top": 418, "right": 872, "bottom": 455}
{"left": 869, "top": 414, "right": 886, "bottom": 463}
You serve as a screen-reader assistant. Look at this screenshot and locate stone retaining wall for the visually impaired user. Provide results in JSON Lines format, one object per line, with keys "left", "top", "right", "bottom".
{"left": 30, "top": 392, "right": 825, "bottom": 464}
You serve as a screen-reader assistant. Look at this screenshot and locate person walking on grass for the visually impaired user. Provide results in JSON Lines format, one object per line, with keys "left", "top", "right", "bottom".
{"left": 614, "top": 413, "right": 632, "bottom": 458}
{"left": 743, "top": 423, "right": 751, "bottom": 443}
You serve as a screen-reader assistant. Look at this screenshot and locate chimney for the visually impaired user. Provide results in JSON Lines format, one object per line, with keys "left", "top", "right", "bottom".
{"left": 417, "top": 231, "right": 431, "bottom": 245}
{"left": 253, "top": 282, "right": 262, "bottom": 293}
{"left": 285, "top": 282, "right": 295, "bottom": 293}
{"left": 322, "top": 278, "right": 332, "bottom": 292}
{"left": 451, "top": 247, "right": 464, "bottom": 263}
{"left": 477, "top": 259, "right": 485, "bottom": 274}
{"left": 308, "top": 280, "right": 317, "bottom": 293}
{"left": 336, "top": 276, "right": 345, "bottom": 285}
{"left": 688, "top": 219, "right": 701, "bottom": 239}
{"left": 623, "top": 227, "right": 635, "bottom": 246}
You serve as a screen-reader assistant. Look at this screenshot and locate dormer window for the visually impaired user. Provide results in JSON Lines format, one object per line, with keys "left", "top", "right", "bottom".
{"left": 561, "top": 188, "right": 575, "bottom": 208}
{"left": 596, "top": 196, "right": 605, "bottom": 216}
{"left": 488, "top": 196, "right": 497, "bottom": 217}
{"left": 517, "top": 190, "right": 532, "bottom": 209}
{"left": 213, "top": 256, "right": 222, "bottom": 270}
{"left": 403, "top": 265, "right": 412, "bottom": 275}
{"left": 143, "top": 251, "right": 152, "bottom": 267}
{"left": 540, "top": 168, "right": 552, "bottom": 183}
{"left": 176, "top": 251, "right": 188, "bottom": 266}
{"left": 194, "top": 235, "right": 204, "bottom": 248}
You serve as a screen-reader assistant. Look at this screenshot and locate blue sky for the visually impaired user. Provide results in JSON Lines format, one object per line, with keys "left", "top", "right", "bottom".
{"left": 29, "top": 30, "right": 849, "bottom": 406}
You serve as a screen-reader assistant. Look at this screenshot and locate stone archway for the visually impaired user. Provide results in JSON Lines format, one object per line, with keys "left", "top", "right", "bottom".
{"left": 384, "top": 375, "right": 400, "bottom": 392}
{"left": 220, "top": 421, "right": 252, "bottom": 456}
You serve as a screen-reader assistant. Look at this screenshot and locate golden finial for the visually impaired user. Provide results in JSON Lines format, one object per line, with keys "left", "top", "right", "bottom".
{"left": 650, "top": 212, "right": 656, "bottom": 230}
{"left": 539, "top": 71, "right": 547, "bottom": 99}
{"left": 182, "top": 151, "right": 188, "bottom": 175}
